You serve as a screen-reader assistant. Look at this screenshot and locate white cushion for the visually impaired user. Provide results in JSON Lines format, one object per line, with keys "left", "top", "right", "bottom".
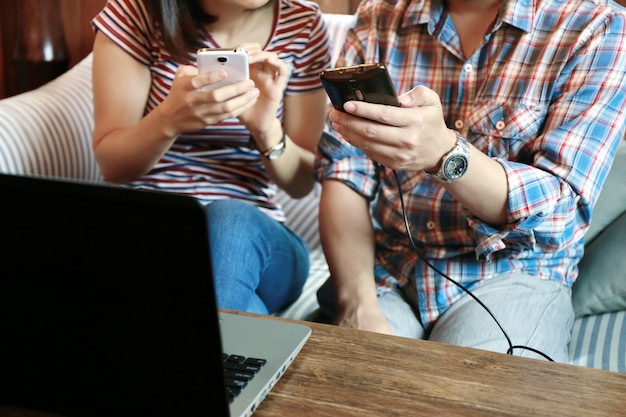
{"left": 0, "top": 55, "right": 101, "bottom": 181}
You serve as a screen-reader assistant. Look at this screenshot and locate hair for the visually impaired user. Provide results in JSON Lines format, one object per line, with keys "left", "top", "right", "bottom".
{"left": 145, "top": 0, "right": 216, "bottom": 60}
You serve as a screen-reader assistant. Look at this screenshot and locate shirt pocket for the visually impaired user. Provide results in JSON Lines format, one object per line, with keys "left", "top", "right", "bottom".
{"left": 465, "top": 100, "right": 546, "bottom": 160}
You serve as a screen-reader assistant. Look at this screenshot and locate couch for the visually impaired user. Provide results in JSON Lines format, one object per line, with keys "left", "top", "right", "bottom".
{"left": 1, "top": 13, "right": 624, "bottom": 373}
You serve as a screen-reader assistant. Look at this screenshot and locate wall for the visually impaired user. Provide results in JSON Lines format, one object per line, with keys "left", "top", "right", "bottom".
{"left": 0, "top": 0, "right": 359, "bottom": 99}
{"left": 0, "top": 0, "right": 105, "bottom": 98}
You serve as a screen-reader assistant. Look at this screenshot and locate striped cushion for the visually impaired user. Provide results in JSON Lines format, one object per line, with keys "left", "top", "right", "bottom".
{"left": 276, "top": 183, "right": 328, "bottom": 320}
{"left": 0, "top": 55, "right": 101, "bottom": 181}
{"left": 569, "top": 311, "right": 626, "bottom": 373}
{"left": 323, "top": 13, "right": 355, "bottom": 66}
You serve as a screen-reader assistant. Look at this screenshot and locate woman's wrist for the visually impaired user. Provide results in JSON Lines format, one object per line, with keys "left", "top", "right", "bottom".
{"left": 153, "top": 104, "right": 181, "bottom": 140}
{"left": 250, "top": 119, "right": 284, "bottom": 152}
{"left": 257, "top": 130, "right": 286, "bottom": 160}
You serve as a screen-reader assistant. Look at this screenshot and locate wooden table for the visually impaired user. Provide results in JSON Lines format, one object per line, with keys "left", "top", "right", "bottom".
{"left": 1, "top": 315, "right": 625, "bottom": 417}
{"left": 252, "top": 318, "right": 626, "bottom": 417}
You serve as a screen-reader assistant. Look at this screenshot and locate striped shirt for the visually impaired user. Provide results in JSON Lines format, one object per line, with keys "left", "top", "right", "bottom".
{"left": 315, "top": 0, "right": 626, "bottom": 327}
{"left": 92, "top": 0, "right": 331, "bottom": 221}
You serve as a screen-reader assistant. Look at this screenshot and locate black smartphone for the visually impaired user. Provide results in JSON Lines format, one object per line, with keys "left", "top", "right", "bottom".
{"left": 320, "top": 63, "right": 400, "bottom": 111}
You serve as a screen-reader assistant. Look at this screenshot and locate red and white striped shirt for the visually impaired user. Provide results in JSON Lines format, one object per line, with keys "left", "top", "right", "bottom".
{"left": 92, "top": 0, "right": 331, "bottom": 220}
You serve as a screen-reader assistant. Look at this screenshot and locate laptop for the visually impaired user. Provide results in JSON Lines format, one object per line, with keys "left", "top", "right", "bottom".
{"left": 0, "top": 173, "right": 311, "bottom": 417}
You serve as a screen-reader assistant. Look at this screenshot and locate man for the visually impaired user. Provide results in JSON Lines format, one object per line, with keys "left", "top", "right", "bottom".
{"left": 315, "top": 0, "right": 626, "bottom": 362}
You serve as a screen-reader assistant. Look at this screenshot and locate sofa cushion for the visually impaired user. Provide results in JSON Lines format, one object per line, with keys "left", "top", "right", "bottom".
{"left": 572, "top": 141, "right": 626, "bottom": 317}
{"left": 568, "top": 310, "right": 626, "bottom": 373}
{"left": 583, "top": 140, "right": 626, "bottom": 243}
{"left": 573, "top": 210, "right": 626, "bottom": 317}
{"left": 276, "top": 183, "right": 328, "bottom": 320}
{"left": 0, "top": 56, "right": 101, "bottom": 181}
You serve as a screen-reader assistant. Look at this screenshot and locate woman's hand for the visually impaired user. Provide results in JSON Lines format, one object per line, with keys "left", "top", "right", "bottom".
{"left": 156, "top": 64, "right": 260, "bottom": 138}
{"left": 234, "top": 43, "right": 289, "bottom": 143}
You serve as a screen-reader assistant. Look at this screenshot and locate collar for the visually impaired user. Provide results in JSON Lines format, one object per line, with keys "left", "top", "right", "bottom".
{"left": 400, "top": 0, "right": 536, "bottom": 34}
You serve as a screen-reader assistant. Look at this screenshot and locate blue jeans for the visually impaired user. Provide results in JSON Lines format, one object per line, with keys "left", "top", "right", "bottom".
{"left": 205, "top": 199, "right": 309, "bottom": 315}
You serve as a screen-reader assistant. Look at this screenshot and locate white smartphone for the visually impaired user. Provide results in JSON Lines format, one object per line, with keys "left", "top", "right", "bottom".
{"left": 197, "top": 48, "right": 250, "bottom": 91}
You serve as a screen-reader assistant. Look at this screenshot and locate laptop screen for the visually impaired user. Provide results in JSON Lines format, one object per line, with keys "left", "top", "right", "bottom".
{"left": 0, "top": 174, "right": 230, "bottom": 417}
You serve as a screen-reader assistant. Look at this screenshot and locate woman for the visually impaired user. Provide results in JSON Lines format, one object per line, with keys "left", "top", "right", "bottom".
{"left": 91, "top": 0, "right": 331, "bottom": 314}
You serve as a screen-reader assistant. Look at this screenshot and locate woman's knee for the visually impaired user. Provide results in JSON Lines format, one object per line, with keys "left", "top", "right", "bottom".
{"left": 204, "top": 200, "right": 273, "bottom": 243}
{"left": 205, "top": 199, "right": 260, "bottom": 226}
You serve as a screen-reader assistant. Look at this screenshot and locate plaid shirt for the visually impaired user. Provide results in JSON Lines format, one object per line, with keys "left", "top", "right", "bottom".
{"left": 315, "top": 0, "right": 626, "bottom": 327}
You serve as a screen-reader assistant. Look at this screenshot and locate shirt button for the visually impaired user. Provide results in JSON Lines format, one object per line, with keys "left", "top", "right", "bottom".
{"left": 495, "top": 120, "right": 505, "bottom": 130}
{"left": 463, "top": 63, "right": 473, "bottom": 72}
{"left": 454, "top": 120, "right": 464, "bottom": 130}
{"left": 426, "top": 221, "right": 436, "bottom": 230}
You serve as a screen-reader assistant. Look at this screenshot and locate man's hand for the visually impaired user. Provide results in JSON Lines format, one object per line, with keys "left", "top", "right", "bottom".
{"left": 326, "top": 85, "right": 457, "bottom": 172}
{"left": 336, "top": 301, "right": 394, "bottom": 335}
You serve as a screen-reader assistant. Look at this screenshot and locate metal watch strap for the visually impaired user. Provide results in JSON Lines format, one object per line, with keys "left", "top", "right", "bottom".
{"left": 428, "top": 131, "right": 470, "bottom": 183}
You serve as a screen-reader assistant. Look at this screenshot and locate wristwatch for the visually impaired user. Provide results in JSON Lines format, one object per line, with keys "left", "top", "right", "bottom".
{"left": 259, "top": 131, "right": 286, "bottom": 160}
{"left": 428, "top": 131, "right": 470, "bottom": 183}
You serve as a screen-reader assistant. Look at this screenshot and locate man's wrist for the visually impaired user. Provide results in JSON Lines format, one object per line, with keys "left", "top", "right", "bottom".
{"left": 425, "top": 130, "right": 471, "bottom": 183}
{"left": 424, "top": 129, "right": 458, "bottom": 175}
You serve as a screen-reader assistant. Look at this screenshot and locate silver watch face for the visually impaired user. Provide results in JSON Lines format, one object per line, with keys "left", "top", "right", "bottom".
{"left": 443, "top": 155, "right": 468, "bottom": 180}
{"left": 266, "top": 146, "right": 285, "bottom": 160}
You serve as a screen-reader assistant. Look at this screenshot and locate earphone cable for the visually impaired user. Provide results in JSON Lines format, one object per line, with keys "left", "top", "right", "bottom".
{"left": 391, "top": 169, "right": 554, "bottom": 361}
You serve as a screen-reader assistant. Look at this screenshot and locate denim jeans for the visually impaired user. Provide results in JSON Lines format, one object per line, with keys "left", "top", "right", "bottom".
{"left": 205, "top": 199, "right": 309, "bottom": 315}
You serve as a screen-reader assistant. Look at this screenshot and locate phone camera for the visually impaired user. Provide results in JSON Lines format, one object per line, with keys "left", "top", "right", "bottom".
{"left": 217, "top": 56, "right": 228, "bottom": 63}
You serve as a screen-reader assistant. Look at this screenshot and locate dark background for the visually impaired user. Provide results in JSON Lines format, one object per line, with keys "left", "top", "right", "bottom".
{"left": 0, "top": 0, "right": 360, "bottom": 99}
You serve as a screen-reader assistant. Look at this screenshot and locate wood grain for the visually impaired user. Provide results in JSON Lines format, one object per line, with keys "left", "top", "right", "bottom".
{"left": 250, "top": 317, "right": 626, "bottom": 417}
{"left": 3, "top": 313, "right": 623, "bottom": 417}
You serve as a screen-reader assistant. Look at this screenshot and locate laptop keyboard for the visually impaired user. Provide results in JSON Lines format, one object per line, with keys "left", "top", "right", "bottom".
{"left": 223, "top": 353, "right": 267, "bottom": 402}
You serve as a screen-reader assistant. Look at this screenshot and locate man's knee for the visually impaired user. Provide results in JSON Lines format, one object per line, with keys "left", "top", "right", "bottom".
{"left": 428, "top": 275, "right": 574, "bottom": 362}
{"left": 378, "top": 290, "right": 424, "bottom": 339}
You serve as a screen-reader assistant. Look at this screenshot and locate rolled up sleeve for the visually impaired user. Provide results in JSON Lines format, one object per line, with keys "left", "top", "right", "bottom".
{"left": 314, "top": 131, "right": 380, "bottom": 200}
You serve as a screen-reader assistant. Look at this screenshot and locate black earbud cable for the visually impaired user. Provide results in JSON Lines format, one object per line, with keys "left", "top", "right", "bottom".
{"left": 391, "top": 169, "right": 554, "bottom": 361}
